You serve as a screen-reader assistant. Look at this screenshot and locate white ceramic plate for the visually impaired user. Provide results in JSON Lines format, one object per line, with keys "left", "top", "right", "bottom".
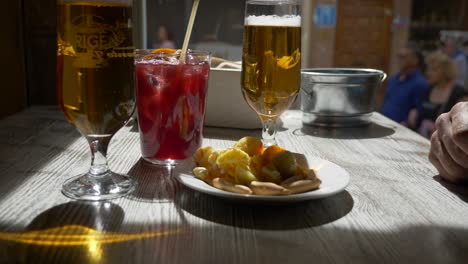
{"left": 174, "top": 155, "right": 350, "bottom": 203}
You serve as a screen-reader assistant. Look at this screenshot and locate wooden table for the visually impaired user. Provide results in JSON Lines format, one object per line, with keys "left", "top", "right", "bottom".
{"left": 0, "top": 106, "right": 467, "bottom": 264}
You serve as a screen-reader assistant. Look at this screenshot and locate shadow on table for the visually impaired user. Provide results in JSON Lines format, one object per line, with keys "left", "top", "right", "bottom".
{"left": 294, "top": 122, "right": 395, "bottom": 140}
{"left": 3, "top": 219, "right": 468, "bottom": 263}
{"left": 26, "top": 201, "right": 125, "bottom": 231}
{"left": 126, "top": 159, "right": 178, "bottom": 203}
{"left": 1, "top": 199, "right": 188, "bottom": 264}
{"left": 433, "top": 175, "right": 468, "bottom": 203}
{"left": 175, "top": 190, "right": 354, "bottom": 230}
{"left": 0, "top": 112, "right": 82, "bottom": 205}
{"left": 216, "top": 225, "right": 468, "bottom": 263}
{"left": 128, "top": 118, "right": 139, "bottom": 133}
{"left": 2, "top": 201, "right": 125, "bottom": 264}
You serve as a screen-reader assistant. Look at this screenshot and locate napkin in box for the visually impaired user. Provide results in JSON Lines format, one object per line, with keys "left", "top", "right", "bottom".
{"left": 205, "top": 66, "right": 262, "bottom": 129}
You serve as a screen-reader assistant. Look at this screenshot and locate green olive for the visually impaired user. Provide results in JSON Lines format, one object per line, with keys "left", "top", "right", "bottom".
{"left": 272, "top": 151, "right": 297, "bottom": 177}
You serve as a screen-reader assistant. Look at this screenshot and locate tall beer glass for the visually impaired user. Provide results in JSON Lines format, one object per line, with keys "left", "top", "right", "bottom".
{"left": 57, "top": 0, "right": 135, "bottom": 200}
{"left": 241, "top": 0, "right": 301, "bottom": 146}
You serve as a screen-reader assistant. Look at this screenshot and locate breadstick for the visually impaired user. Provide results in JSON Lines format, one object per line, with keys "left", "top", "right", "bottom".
{"left": 212, "top": 178, "right": 253, "bottom": 195}
{"left": 284, "top": 179, "right": 321, "bottom": 194}
{"left": 280, "top": 175, "right": 306, "bottom": 186}
{"left": 249, "top": 181, "right": 290, "bottom": 196}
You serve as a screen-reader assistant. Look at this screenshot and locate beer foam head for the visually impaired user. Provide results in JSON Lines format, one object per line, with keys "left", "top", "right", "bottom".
{"left": 59, "top": 0, "right": 132, "bottom": 5}
{"left": 245, "top": 15, "right": 301, "bottom": 27}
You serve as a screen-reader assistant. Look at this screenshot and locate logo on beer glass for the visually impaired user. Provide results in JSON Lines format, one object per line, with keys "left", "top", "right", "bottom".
{"left": 70, "top": 15, "right": 130, "bottom": 68}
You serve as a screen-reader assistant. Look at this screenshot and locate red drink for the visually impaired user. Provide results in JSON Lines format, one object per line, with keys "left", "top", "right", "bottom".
{"left": 135, "top": 51, "right": 210, "bottom": 164}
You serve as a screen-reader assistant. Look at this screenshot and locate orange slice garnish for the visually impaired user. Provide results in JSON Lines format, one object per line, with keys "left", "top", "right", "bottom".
{"left": 277, "top": 49, "right": 301, "bottom": 70}
{"left": 151, "top": 48, "right": 177, "bottom": 54}
{"left": 144, "top": 48, "right": 178, "bottom": 60}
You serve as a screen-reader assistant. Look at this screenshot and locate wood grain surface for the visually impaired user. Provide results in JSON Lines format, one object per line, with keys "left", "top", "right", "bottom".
{"left": 0, "top": 107, "right": 467, "bottom": 264}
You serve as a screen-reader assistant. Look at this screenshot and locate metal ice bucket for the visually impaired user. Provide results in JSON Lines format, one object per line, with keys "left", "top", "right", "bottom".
{"left": 301, "top": 68, "right": 387, "bottom": 127}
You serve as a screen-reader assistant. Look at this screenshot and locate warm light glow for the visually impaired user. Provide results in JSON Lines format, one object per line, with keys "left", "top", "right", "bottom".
{"left": 0, "top": 225, "right": 184, "bottom": 246}
{"left": 87, "top": 238, "right": 103, "bottom": 262}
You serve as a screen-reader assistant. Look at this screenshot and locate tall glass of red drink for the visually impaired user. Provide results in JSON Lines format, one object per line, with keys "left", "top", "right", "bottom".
{"left": 135, "top": 50, "right": 211, "bottom": 165}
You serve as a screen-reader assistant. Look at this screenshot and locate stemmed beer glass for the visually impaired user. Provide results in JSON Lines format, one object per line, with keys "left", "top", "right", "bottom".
{"left": 57, "top": 0, "right": 136, "bottom": 200}
{"left": 241, "top": 0, "right": 302, "bottom": 146}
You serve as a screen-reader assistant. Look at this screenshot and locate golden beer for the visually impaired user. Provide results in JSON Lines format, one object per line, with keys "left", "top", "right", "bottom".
{"left": 57, "top": 1, "right": 135, "bottom": 137}
{"left": 242, "top": 24, "right": 301, "bottom": 119}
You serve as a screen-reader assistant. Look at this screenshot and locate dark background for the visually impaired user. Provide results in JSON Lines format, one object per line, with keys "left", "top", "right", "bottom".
{"left": 0, "top": 0, "right": 247, "bottom": 119}
{"left": 3, "top": 0, "right": 468, "bottom": 119}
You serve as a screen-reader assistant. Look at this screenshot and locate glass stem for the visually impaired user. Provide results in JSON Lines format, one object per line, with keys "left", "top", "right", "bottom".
{"left": 262, "top": 118, "right": 277, "bottom": 147}
{"left": 88, "top": 138, "right": 111, "bottom": 176}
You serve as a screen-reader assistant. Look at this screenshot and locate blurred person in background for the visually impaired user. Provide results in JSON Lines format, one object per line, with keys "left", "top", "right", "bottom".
{"left": 419, "top": 52, "right": 468, "bottom": 138}
{"left": 429, "top": 102, "right": 468, "bottom": 184}
{"left": 443, "top": 38, "right": 467, "bottom": 88}
{"left": 381, "top": 44, "right": 429, "bottom": 129}
{"left": 152, "top": 25, "right": 176, "bottom": 49}
{"left": 463, "top": 40, "right": 468, "bottom": 63}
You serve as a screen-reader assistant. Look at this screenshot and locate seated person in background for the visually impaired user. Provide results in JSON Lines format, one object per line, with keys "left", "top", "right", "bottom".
{"left": 443, "top": 38, "right": 467, "bottom": 87}
{"left": 381, "top": 44, "right": 429, "bottom": 129}
{"left": 152, "top": 25, "right": 176, "bottom": 49}
{"left": 429, "top": 102, "right": 468, "bottom": 184}
{"left": 419, "top": 52, "right": 468, "bottom": 138}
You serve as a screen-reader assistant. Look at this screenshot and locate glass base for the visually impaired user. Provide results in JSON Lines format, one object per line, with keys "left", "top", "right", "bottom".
{"left": 62, "top": 172, "right": 136, "bottom": 201}
{"left": 262, "top": 138, "right": 277, "bottom": 148}
{"left": 142, "top": 157, "right": 178, "bottom": 166}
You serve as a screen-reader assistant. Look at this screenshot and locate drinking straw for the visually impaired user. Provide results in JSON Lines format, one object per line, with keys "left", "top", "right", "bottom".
{"left": 180, "top": 0, "right": 200, "bottom": 64}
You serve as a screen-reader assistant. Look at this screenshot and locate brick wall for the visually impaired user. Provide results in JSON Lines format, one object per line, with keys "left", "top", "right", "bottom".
{"left": 334, "top": 0, "right": 393, "bottom": 72}
{"left": 389, "top": 0, "right": 412, "bottom": 75}
{"left": 302, "top": 0, "right": 338, "bottom": 68}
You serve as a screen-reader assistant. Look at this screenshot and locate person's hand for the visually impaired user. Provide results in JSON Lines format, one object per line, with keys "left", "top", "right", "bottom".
{"left": 429, "top": 102, "right": 468, "bottom": 184}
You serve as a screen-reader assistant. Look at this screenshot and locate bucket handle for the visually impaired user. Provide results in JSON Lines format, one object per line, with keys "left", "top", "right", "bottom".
{"left": 380, "top": 72, "right": 387, "bottom": 82}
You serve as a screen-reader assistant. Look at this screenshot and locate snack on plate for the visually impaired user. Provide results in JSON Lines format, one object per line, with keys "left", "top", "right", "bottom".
{"left": 193, "top": 137, "right": 321, "bottom": 196}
